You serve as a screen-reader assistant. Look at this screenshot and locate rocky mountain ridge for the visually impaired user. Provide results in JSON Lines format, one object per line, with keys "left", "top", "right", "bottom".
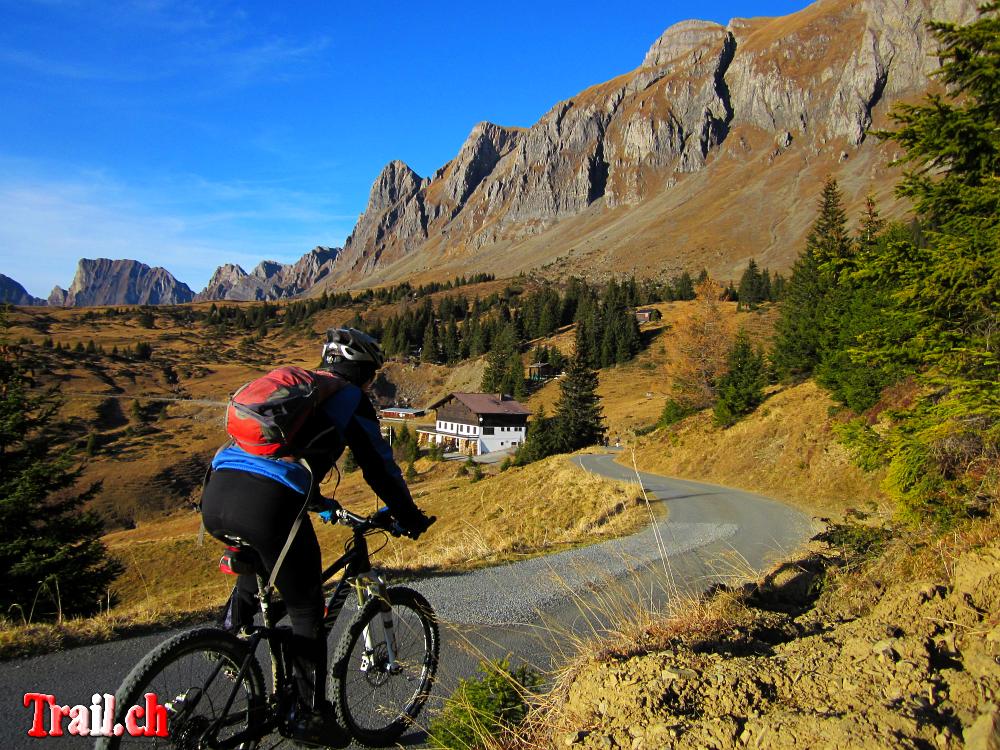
{"left": 47, "top": 259, "right": 195, "bottom": 307}
{"left": 329, "top": 0, "right": 979, "bottom": 288}
{"left": 195, "top": 246, "right": 341, "bottom": 302}
{"left": 0, "top": 274, "right": 45, "bottom": 306}
{"left": 40, "top": 246, "right": 341, "bottom": 308}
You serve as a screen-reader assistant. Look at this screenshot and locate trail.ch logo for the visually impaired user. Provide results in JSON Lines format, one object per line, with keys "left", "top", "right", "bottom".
{"left": 23, "top": 693, "right": 168, "bottom": 738}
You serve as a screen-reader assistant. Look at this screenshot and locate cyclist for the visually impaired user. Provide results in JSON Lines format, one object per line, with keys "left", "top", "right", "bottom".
{"left": 200, "top": 327, "right": 433, "bottom": 746}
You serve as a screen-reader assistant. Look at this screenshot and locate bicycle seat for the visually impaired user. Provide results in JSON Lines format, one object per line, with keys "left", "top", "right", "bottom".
{"left": 218, "top": 533, "right": 250, "bottom": 548}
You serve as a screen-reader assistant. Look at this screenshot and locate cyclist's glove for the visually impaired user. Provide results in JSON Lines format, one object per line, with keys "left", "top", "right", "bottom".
{"left": 397, "top": 511, "right": 436, "bottom": 540}
{"left": 311, "top": 495, "right": 342, "bottom": 524}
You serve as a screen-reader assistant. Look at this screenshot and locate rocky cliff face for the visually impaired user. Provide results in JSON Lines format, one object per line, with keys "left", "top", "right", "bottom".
{"left": 331, "top": 0, "right": 978, "bottom": 286}
{"left": 0, "top": 274, "right": 45, "bottom": 306}
{"left": 196, "top": 246, "right": 341, "bottom": 301}
{"left": 49, "top": 259, "right": 194, "bottom": 307}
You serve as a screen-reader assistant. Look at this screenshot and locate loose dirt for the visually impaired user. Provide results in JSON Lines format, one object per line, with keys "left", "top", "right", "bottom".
{"left": 552, "top": 534, "right": 1000, "bottom": 750}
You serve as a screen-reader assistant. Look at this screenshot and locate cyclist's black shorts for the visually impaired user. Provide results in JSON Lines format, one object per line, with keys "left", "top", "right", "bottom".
{"left": 201, "top": 468, "right": 323, "bottom": 640}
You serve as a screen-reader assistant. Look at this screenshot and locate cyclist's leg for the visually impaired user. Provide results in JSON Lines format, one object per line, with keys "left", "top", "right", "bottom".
{"left": 202, "top": 470, "right": 326, "bottom": 707}
{"left": 269, "top": 518, "right": 326, "bottom": 708}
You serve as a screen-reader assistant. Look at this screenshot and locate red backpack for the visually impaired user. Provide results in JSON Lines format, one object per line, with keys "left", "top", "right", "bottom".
{"left": 225, "top": 366, "right": 345, "bottom": 456}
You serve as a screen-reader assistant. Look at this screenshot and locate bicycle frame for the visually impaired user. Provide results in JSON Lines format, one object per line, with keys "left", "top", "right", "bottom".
{"left": 180, "top": 518, "right": 401, "bottom": 749}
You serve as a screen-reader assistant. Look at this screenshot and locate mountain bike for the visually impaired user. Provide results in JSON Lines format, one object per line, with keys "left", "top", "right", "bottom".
{"left": 96, "top": 507, "right": 439, "bottom": 749}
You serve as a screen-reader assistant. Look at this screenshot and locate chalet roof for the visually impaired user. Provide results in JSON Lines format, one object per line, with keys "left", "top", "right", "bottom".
{"left": 426, "top": 392, "right": 531, "bottom": 417}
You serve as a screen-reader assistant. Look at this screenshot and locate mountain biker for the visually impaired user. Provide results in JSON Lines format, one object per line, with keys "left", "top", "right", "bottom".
{"left": 200, "top": 327, "right": 433, "bottom": 746}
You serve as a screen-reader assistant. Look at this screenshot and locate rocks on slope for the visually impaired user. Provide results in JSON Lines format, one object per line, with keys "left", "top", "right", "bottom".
{"left": 48, "top": 258, "right": 194, "bottom": 307}
{"left": 0, "top": 274, "right": 45, "bottom": 306}
{"left": 333, "top": 0, "right": 978, "bottom": 284}
{"left": 195, "top": 246, "right": 341, "bottom": 301}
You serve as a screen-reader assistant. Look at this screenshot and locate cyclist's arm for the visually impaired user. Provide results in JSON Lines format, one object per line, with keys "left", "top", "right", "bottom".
{"left": 341, "top": 397, "right": 424, "bottom": 525}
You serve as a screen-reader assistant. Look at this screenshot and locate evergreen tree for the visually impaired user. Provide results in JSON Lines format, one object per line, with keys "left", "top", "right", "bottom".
{"left": 713, "top": 331, "right": 767, "bottom": 427}
{"left": 737, "top": 259, "right": 765, "bottom": 310}
{"left": 443, "top": 319, "right": 460, "bottom": 365}
{"left": 0, "top": 326, "right": 122, "bottom": 619}
{"left": 420, "top": 320, "right": 437, "bottom": 363}
{"left": 673, "top": 272, "right": 696, "bottom": 301}
{"left": 502, "top": 348, "right": 526, "bottom": 399}
{"left": 482, "top": 324, "right": 523, "bottom": 396}
{"left": 466, "top": 315, "right": 485, "bottom": 358}
{"left": 814, "top": 198, "right": 901, "bottom": 411}
{"left": 855, "top": 4, "right": 1000, "bottom": 519}
{"left": 771, "top": 177, "right": 849, "bottom": 379}
{"left": 515, "top": 407, "right": 558, "bottom": 465}
{"left": 554, "top": 350, "right": 605, "bottom": 451}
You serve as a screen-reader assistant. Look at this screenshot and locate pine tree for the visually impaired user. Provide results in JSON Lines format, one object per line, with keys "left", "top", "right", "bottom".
{"left": 554, "top": 350, "right": 605, "bottom": 451}
{"left": 0, "top": 325, "right": 122, "bottom": 619}
{"left": 814, "top": 198, "right": 901, "bottom": 411}
{"left": 737, "top": 259, "right": 765, "bottom": 310}
{"left": 443, "top": 319, "right": 460, "bottom": 365}
{"left": 482, "top": 324, "right": 522, "bottom": 396}
{"left": 420, "top": 320, "right": 437, "bottom": 363}
{"left": 771, "top": 177, "right": 849, "bottom": 379}
{"left": 855, "top": 3, "right": 1000, "bottom": 519}
{"left": 713, "top": 331, "right": 767, "bottom": 427}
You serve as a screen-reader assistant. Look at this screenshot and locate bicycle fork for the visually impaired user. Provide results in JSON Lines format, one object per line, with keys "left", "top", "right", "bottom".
{"left": 355, "top": 578, "right": 401, "bottom": 674}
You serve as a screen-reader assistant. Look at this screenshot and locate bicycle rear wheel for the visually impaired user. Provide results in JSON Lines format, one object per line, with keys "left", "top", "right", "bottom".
{"left": 96, "top": 627, "right": 266, "bottom": 749}
{"left": 330, "top": 586, "right": 439, "bottom": 746}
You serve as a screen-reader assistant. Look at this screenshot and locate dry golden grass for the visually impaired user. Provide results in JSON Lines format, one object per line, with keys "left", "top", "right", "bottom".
{"left": 378, "top": 454, "right": 647, "bottom": 572}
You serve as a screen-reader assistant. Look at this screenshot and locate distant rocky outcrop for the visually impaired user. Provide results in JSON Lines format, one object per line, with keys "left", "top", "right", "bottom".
{"left": 48, "top": 259, "right": 194, "bottom": 307}
{"left": 0, "top": 274, "right": 45, "bottom": 306}
{"left": 196, "top": 246, "right": 341, "bottom": 301}
{"left": 329, "top": 0, "right": 978, "bottom": 286}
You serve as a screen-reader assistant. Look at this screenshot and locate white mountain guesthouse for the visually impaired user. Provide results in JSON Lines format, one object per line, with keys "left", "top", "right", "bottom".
{"left": 416, "top": 392, "right": 530, "bottom": 456}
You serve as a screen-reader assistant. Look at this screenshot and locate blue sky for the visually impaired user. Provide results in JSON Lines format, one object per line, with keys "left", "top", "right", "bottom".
{"left": 0, "top": 0, "right": 811, "bottom": 297}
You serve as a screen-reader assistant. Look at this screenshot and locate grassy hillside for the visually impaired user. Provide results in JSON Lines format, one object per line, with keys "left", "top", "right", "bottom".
{"left": 525, "top": 300, "right": 779, "bottom": 437}
{"left": 620, "top": 381, "right": 885, "bottom": 518}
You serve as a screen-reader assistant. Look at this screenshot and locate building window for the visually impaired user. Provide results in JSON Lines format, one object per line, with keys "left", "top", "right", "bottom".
{"left": 482, "top": 427, "right": 494, "bottom": 435}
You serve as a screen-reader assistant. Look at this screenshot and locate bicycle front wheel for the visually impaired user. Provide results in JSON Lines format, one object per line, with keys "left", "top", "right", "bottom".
{"left": 330, "top": 586, "right": 439, "bottom": 746}
{"left": 96, "top": 626, "right": 266, "bottom": 749}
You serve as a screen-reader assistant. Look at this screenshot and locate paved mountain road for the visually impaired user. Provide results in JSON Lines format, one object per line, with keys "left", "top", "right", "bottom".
{"left": 0, "top": 452, "right": 813, "bottom": 748}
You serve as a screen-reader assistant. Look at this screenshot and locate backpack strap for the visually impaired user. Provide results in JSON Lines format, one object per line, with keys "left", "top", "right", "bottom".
{"left": 263, "top": 458, "right": 316, "bottom": 595}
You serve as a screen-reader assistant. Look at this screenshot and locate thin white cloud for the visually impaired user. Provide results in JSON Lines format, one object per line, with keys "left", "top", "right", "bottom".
{"left": 0, "top": 163, "right": 353, "bottom": 298}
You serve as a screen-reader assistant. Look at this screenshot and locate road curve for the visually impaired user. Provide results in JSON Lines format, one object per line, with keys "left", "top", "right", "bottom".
{"left": 0, "top": 453, "right": 813, "bottom": 748}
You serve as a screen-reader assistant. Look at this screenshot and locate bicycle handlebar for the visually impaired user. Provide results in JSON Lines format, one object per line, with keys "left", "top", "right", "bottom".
{"left": 332, "top": 507, "right": 436, "bottom": 539}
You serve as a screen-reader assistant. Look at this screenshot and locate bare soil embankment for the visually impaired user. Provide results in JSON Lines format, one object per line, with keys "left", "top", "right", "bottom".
{"left": 553, "top": 523, "right": 1000, "bottom": 750}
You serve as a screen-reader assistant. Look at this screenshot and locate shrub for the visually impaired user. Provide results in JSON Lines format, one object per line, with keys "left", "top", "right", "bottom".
{"left": 658, "top": 399, "right": 693, "bottom": 427}
{"left": 713, "top": 330, "right": 767, "bottom": 427}
{"left": 428, "top": 659, "right": 541, "bottom": 749}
